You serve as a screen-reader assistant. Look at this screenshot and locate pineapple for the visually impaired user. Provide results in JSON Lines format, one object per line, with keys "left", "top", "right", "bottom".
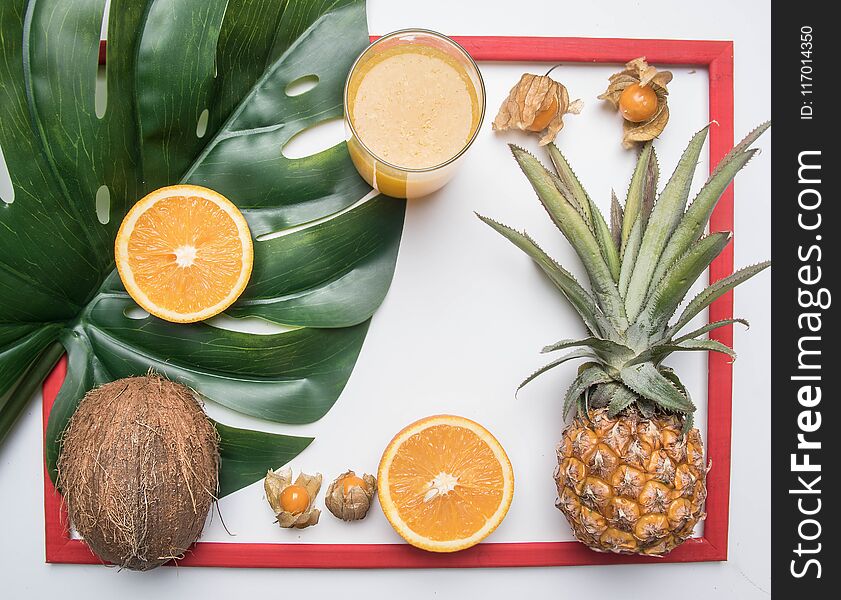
{"left": 479, "top": 123, "right": 770, "bottom": 556}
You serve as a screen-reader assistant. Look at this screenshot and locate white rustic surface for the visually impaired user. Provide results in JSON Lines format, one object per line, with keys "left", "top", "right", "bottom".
{"left": 0, "top": 0, "right": 771, "bottom": 597}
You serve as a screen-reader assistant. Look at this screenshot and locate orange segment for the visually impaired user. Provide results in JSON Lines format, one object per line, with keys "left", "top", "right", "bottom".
{"left": 378, "top": 415, "right": 514, "bottom": 552}
{"left": 115, "top": 185, "right": 253, "bottom": 323}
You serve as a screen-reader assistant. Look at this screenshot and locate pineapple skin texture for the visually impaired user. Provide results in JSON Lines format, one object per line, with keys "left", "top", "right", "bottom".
{"left": 555, "top": 405, "right": 707, "bottom": 556}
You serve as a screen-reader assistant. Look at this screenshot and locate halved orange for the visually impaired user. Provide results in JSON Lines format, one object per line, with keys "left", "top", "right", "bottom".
{"left": 378, "top": 415, "right": 514, "bottom": 552}
{"left": 115, "top": 185, "right": 253, "bottom": 323}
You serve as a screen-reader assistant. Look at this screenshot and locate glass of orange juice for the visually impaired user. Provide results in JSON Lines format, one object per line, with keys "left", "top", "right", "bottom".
{"left": 344, "top": 29, "right": 486, "bottom": 199}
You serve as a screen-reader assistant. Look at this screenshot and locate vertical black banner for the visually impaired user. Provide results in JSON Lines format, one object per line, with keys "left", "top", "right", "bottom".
{"left": 772, "top": 3, "right": 836, "bottom": 596}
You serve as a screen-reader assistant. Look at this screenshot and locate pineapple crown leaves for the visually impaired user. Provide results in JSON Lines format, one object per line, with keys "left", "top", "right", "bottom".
{"left": 546, "top": 144, "right": 622, "bottom": 281}
{"left": 478, "top": 123, "right": 771, "bottom": 421}
{"left": 672, "top": 317, "right": 750, "bottom": 344}
{"left": 633, "top": 231, "right": 734, "bottom": 337}
{"left": 710, "top": 121, "right": 771, "bottom": 180}
{"left": 508, "top": 144, "right": 629, "bottom": 331}
{"left": 620, "top": 362, "right": 696, "bottom": 413}
{"left": 610, "top": 190, "right": 624, "bottom": 250}
{"left": 620, "top": 143, "right": 659, "bottom": 256}
{"left": 475, "top": 214, "right": 616, "bottom": 339}
{"left": 647, "top": 121, "right": 770, "bottom": 288}
{"left": 666, "top": 260, "right": 771, "bottom": 339}
{"left": 517, "top": 349, "right": 597, "bottom": 396}
{"left": 563, "top": 365, "right": 613, "bottom": 418}
{"left": 623, "top": 126, "right": 711, "bottom": 323}
{"left": 660, "top": 368, "right": 696, "bottom": 434}
{"left": 606, "top": 385, "right": 638, "bottom": 418}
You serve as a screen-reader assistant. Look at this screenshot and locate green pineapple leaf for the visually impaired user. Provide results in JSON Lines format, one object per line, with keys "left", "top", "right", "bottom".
{"left": 546, "top": 144, "right": 622, "bottom": 281}
{"left": 672, "top": 338, "right": 737, "bottom": 360}
{"left": 649, "top": 122, "right": 770, "bottom": 286}
{"left": 634, "top": 337, "right": 737, "bottom": 366}
{"left": 541, "top": 337, "right": 633, "bottom": 367}
{"left": 510, "top": 145, "right": 628, "bottom": 330}
{"left": 672, "top": 318, "right": 749, "bottom": 344}
{"left": 635, "top": 231, "right": 732, "bottom": 337}
{"left": 564, "top": 365, "right": 612, "bottom": 418}
{"left": 546, "top": 144, "right": 593, "bottom": 226}
{"left": 577, "top": 393, "right": 590, "bottom": 423}
{"left": 711, "top": 121, "right": 772, "bottom": 178}
{"left": 625, "top": 126, "right": 709, "bottom": 321}
{"left": 668, "top": 261, "right": 771, "bottom": 337}
{"left": 681, "top": 412, "right": 695, "bottom": 435}
{"left": 637, "top": 398, "right": 657, "bottom": 418}
{"left": 620, "top": 142, "right": 655, "bottom": 253}
{"left": 619, "top": 215, "right": 643, "bottom": 298}
{"left": 658, "top": 367, "right": 696, "bottom": 434}
{"left": 477, "top": 215, "right": 614, "bottom": 338}
{"left": 518, "top": 349, "right": 596, "bottom": 394}
{"left": 607, "top": 385, "right": 638, "bottom": 418}
{"left": 610, "top": 190, "right": 624, "bottom": 250}
{"left": 620, "top": 362, "right": 696, "bottom": 413}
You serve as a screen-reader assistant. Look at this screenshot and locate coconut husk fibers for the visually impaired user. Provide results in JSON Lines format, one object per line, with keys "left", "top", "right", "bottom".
{"left": 56, "top": 374, "right": 219, "bottom": 570}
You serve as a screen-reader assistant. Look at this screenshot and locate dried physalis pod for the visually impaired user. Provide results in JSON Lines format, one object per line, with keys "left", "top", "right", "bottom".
{"left": 325, "top": 470, "right": 377, "bottom": 521}
{"left": 493, "top": 73, "right": 583, "bottom": 146}
{"left": 264, "top": 467, "right": 322, "bottom": 529}
{"left": 598, "top": 57, "right": 673, "bottom": 148}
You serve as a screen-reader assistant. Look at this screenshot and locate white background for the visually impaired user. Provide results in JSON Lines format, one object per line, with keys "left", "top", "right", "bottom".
{"left": 0, "top": 0, "right": 771, "bottom": 597}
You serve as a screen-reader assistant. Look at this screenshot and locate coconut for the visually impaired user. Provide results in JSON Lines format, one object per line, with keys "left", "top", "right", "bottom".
{"left": 56, "top": 374, "right": 219, "bottom": 570}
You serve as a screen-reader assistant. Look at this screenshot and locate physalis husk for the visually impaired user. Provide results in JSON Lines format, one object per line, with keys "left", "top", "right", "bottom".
{"left": 598, "top": 57, "right": 673, "bottom": 148}
{"left": 493, "top": 73, "right": 583, "bottom": 146}
{"left": 264, "top": 467, "right": 322, "bottom": 529}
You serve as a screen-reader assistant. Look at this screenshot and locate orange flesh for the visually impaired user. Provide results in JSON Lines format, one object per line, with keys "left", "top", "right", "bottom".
{"left": 126, "top": 195, "right": 244, "bottom": 314}
{"left": 386, "top": 425, "right": 505, "bottom": 541}
{"left": 280, "top": 485, "right": 310, "bottom": 514}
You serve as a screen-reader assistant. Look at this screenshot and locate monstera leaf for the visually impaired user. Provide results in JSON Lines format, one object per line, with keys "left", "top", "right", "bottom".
{"left": 0, "top": 0, "right": 404, "bottom": 495}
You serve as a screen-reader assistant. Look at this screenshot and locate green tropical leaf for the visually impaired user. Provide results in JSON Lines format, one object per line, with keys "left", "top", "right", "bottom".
{"left": 0, "top": 341, "right": 65, "bottom": 440}
{"left": 215, "top": 421, "right": 314, "bottom": 498}
{"left": 1, "top": 0, "right": 404, "bottom": 496}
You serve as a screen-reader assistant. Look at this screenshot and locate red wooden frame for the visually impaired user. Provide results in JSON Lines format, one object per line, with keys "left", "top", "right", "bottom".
{"left": 44, "top": 36, "right": 735, "bottom": 568}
